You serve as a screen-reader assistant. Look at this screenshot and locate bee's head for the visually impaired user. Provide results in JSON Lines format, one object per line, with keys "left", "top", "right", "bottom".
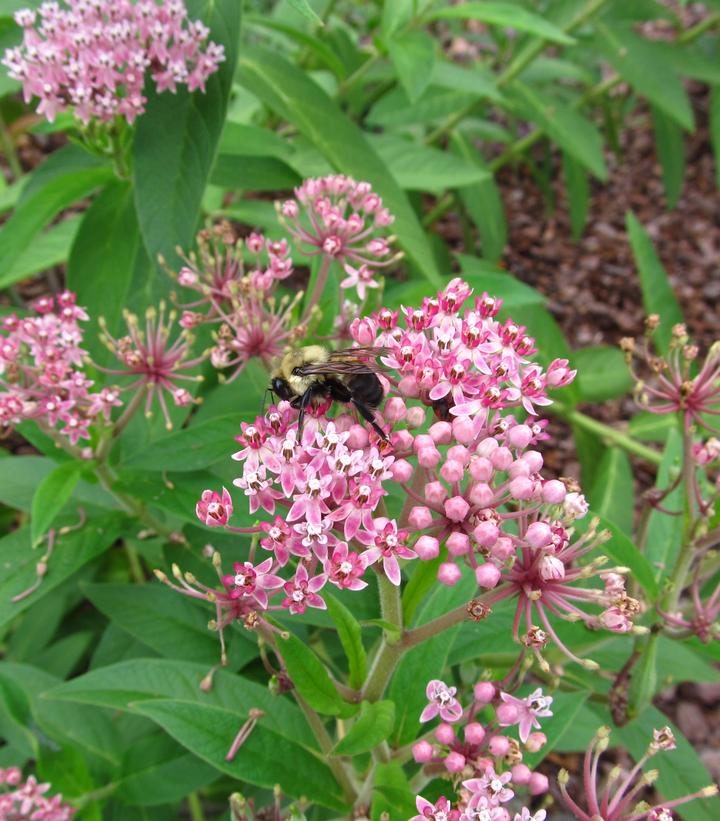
{"left": 270, "top": 376, "right": 294, "bottom": 402}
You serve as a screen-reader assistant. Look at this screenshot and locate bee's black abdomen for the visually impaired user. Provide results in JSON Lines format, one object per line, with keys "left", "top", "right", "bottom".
{"left": 348, "top": 373, "right": 384, "bottom": 409}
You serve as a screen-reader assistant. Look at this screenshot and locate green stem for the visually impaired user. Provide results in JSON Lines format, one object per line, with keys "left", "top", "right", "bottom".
{"left": 187, "top": 792, "right": 207, "bottom": 821}
{"left": 0, "top": 109, "right": 22, "bottom": 182}
{"left": 361, "top": 572, "right": 404, "bottom": 702}
{"left": 677, "top": 10, "right": 720, "bottom": 42}
{"left": 553, "top": 406, "right": 662, "bottom": 466}
{"left": 95, "top": 385, "right": 147, "bottom": 462}
{"left": 337, "top": 52, "right": 381, "bottom": 96}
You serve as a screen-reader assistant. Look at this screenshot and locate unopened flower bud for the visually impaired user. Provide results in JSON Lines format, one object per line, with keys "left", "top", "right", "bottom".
{"left": 528, "top": 772, "right": 549, "bottom": 795}
{"left": 444, "top": 751, "right": 466, "bottom": 773}
{"left": 409, "top": 506, "right": 433, "bottom": 529}
{"left": 475, "top": 562, "right": 501, "bottom": 589}
{"left": 412, "top": 740, "right": 434, "bottom": 763}
{"left": 438, "top": 562, "right": 462, "bottom": 586}
{"left": 474, "top": 682, "right": 496, "bottom": 705}
{"left": 465, "top": 722, "right": 486, "bottom": 745}
{"left": 415, "top": 535, "right": 440, "bottom": 560}
{"left": 488, "top": 735, "right": 511, "bottom": 756}
{"left": 444, "top": 496, "right": 470, "bottom": 522}
{"left": 435, "top": 723, "right": 456, "bottom": 745}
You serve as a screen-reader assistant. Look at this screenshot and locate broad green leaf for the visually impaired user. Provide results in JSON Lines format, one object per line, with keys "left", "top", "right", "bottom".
{"left": 244, "top": 17, "right": 345, "bottom": 77}
{"left": 237, "top": 44, "right": 441, "bottom": 286}
{"left": 574, "top": 345, "right": 633, "bottom": 403}
{"left": 627, "top": 632, "right": 659, "bottom": 719}
{"left": 66, "top": 180, "right": 142, "bottom": 364}
{"left": 0, "top": 166, "right": 112, "bottom": 285}
{"left": 710, "top": 85, "right": 720, "bottom": 189}
{"left": 427, "top": 3, "right": 575, "bottom": 44}
{"left": 387, "top": 31, "right": 435, "bottom": 103}
{"left": 30, "top": 460, "right": 84, "bottom": 546}
{"left": 82, "top": 583, "right": 257, "bottom": 668}
{"left": 523, "top": 690, "right": 589, "bottom": 767}
{"left": 280, "top": 633, "right": 346, "bottom": 716}
{"left": 121, "top": 415, "right": 238, "bottom": 472}
{"left": 133, "top": 0, "right": 241, "bottom": 275}
{"left": 5, "top": 216, "right": 80, "bottom": 283}
{"left": 512, "top": 83, "right": 607, "bottom": 180}
{"left": 211, "top": 154, "right": 302, "bottom": 190}
{"left": 431, "top": 60, "right": 502, "bottom": 102}
{"left": 626, "top": 212, "right": 684, "bottom": 353}
{"left": 562, "top": 151, "right": 589, "bottom": 240}
{"left": 382, "top": 0, "right": 414, "bottom": 37}
{"left": 456, "top": 254, "right": 544, "bottom": 308}
{"left": 219, "top": 122, "right": 294, "bottom": 158}
{"left": 594, "top": 25, "right": 694, "bottom": 131}
{"left": 651, "top": 105, "right": 685, "bottom": 209}
{"left": 0, "top": 515, "right": 126, "bottom": 629}
{"left": 334, "top": 700, "right": 395, "bottom": 755}
{"left": 367, "top": 87, "right": 477, "bottom": 129}
{"left": 451, "top": 133, "right": 507, "bottom": 263}
{"left": 371, "top": 761, "right": 416, "bottom": 821}
{"left": 134, "top": 699, "right": 345, "bottom": 809}
{"left": 325, "top": 593, "right": 367, "bottom": 689}
{"left": 588, "top": 448, "right": 634, "bottom": 536}
{"left": 286, "top": 0, "right": 322, "bottom": 25}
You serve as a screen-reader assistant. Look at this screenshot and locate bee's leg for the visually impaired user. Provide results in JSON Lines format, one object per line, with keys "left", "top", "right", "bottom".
{"left": 352, "top": 398, "right": 389, "bottom": 441}
{"left": 296, "top": 387, "right": 315, "bottom": 439}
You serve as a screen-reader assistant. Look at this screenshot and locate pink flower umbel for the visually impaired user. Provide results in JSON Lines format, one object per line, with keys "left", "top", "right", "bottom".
{"left": 498, "top": 689, "right": 553, "bottom": 743}
{"left": 558, "top": 726, "right": 718, "bottom": 821}
{"left": 98, "top": 303, "right": 205, "bottom": 429}
{"left": 421, "top": 679, "right": 464, "bottom": 723}
{"left": 3, "top": 0, "right": 224, "bottom": 124}
{"left": 0, "top": 767, "right": 74, "bottom": 819}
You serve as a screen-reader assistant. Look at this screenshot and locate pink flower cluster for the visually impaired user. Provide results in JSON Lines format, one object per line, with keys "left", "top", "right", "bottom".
{"left": 170, "top": 223, "right": 303, "bottom": 382}
{"left": 187, "top": 280, "right": 639, "bottom": 666}
{"left": 411, "top": 680, "right": 551, "bottom": 821}
{"left": 0, "top": 767, "right": 74, "bottom": 820}
{"left": 278, "top": 175, "right": 398, "bottom": 301}
{"left": 0, "top": 292, "right": 119, "bottom": 444}
{"left": 3, "top": 0, "right": 224, "bottom": 124}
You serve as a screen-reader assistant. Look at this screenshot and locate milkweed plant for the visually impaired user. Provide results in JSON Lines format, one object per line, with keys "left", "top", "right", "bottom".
{"left": 0, "top": 1, "right": 718, "bottom": 820}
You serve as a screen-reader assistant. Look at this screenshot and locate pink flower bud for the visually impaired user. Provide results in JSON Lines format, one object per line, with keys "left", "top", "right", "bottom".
{"left": 412, "top": 740, "right": 434, "bottom": 763}
{"left": 440, "top": 460, "right": 465, "bottom": 483}
{"left": 473, "top": 682, "right": 496, "bottom": 705}
{"left": 475, "top": 562, "right": 501, "bottom": 588}
{"left": 444, "top": 751, "right": 466, "bottom": 773}
{"left": 528, "top": 772, "right": 549, "bottom": 795}
{"left": 476, "top": 437, "right": 499, "bottom": 458}
{"left": 525, "top": 521, "right": 552, "bottom": 549}
{"left": 390, "top": 459, "right": 413, "bottom": 483}
{"left": 438, "top": 562, "right": 462, "bottom": 586}
{"left": 539, "top": 555, "right": 565, "bottom": 581}
{"left": 448, "top": 445, "right": 470, "bottom": 465}
{"left": 447, "top": 531, "right": 470, "bottom": 557}
{"left": 469, "top": 482, "right": 494, "bottom": 507}
{"left": 491, "top": 536, "right": 514, "bottom": 561}
{"left": 511, "top": 764, "right": 532, "bottom": 785}
{"left": 429, "top": 421, "right": 452, "bottom": 444}
{"left": 508, "top": 460, "right": 530, "bottom": 479}
{"left": 496, "top": 703, "right": 519, "bottom": 725}
{"left": 507, "top": 424, "right": 532, "bottom": 449}
{"left": 522, "top": 450, "right": 543, "bottom": 473}
{"left": 418, "top": 446, "right": 442, "bottom": 468}
{"left": 473, "top": 521, "right": 499, "bottom": 548}
{"left": 415, "top": 535, "right": 440, "bottom": 560}
{"left": 525, "top": 732, "right": 547, "bottom": 752}
{"left": 452, "top": 416, "right": 475, "bottom": 444}
{"left": 406, "top": 405, "right": 426, "bottom": 427}
{"left": 391, "top": 429, "right": 414, "bottom": 452}
{"left": 488, "top": 735, "right": 511, "bottom": 756}
{"left": 413, "top": 434, "right": 434, "bottom": 451}
{"left": 425, "top": 481, "right": 448, "bottom": 505}
{"left": 469, "top": 456, "right": 493, "bottom": 482}
{"left": 464, "top": 722, "right": 486, "bottom": 745}
{"left": 351, "top": 316, "right": 376, "bottom": 345}
{"left": 409, "top": 506, "right": 433, "bottom": 529}
{"left": 509, "top": 476, "right": 534, "bottom": 500}
{"left": 542, "top": 479, "right": 566, "bottom": 504}
{"left": 435, "top": 723, "right": 456, "bottom": 744}
{"left": 491, "top": 446, "right": 513, "bottom": 471}
{"left": 346, "top": 424, "right": 369, "bottom": 449}
{"left": 444, "top": 496, "right": 470, "bottom": 522}
{"left": 384, "top": 397, "right": 407, "bottom": 422}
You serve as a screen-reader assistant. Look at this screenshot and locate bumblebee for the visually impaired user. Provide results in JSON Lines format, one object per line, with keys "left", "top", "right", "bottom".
{"left": 269, "top": 345, "right": 388, "bottom": 440}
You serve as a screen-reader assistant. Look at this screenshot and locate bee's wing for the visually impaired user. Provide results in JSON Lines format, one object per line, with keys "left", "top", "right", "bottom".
{"left": 295, "top": 346, "right": 393, "bottom": 376}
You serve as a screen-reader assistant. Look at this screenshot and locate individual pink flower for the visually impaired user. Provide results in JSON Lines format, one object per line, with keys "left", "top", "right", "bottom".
{"left": 324, "top": 542, "right": 370, "bottom": 591}
{"left": 410, "top": 796, "right": 460, "bottom": 821}
{"left": 464, "top": 767, "right": 515, "bottom": 805}
{"left": 514, "top": 810, "right": 547, "bottom": 821}
{"left": 499, "top": 689, "right": 553, "bottom": 743}
{"left": 420, "top": 680, "right": 464, "bottom": 723}
{"left": 281, "top": 564, "right": 327, "bottom": 615}
{"left": 196, "top": 487, "right": 233, "bottom": 527}
{"left": 360, "top": 517, "right": 417, "bottom": 586}
{"left": 222, "top": 558, "right": 283, "bottom": 609}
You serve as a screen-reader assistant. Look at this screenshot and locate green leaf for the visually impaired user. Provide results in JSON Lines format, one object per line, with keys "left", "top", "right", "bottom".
{"left": 645, "top": 426, "right": 684, "bottom": 584}
{"left": 325, "top": 594, "right": 367, "bottom": 689}
{"left": 66, "top": 180, "right": 140, "bottom": 365}
{"left": 427, "top": 3, "right": 575, "bottom": 44}
{"left": 629, "top": 410, "right": 676, "bottom": 443}
{"left": 371, "top": 761, "right": 416, "bottom": 821}
{"left": 334, "top": 700, "right": 395, "bottom": 755}
{"left": 218, "top": 122, "right": 294, "bottom": 158}
{"left": 588, "top": 448, "right": 634, "bottom": 536}
{"left": 594, "top": 25, "right": 694, "bottom": 131}
{"left": 456, "top": 254, "right": 544, "bottom": 308}
{"left": 523, "top": 690, "right": 589, "bottom": 768}
{"left": 382, "top": 0, "right": 414, "bottom": 37}
{"left": 651, "top": 104, "right": 685, "bottom": 209}
{"left": 387, "top": 31, "right": 435, "bottom": 103}
{"left": 280, "top": 633, "right": 346, "bottom": 716}
{"left": 574, "top": 345, "right": 633, "bottom": 403}
{"left": 451, "top": 132, "right": 507, "bottom": 263}
{"left": 82, "top": 583, "right": 257, "bottom": 668}
{"left": 286, "top": 0, "right": 322, "bottom": 26}
{"left": 431, "top": 60, "right": 502, "bottom": 102}
{"left": 121, "top": 415, "right": 237, "bottom": 472}
{"left": 133, "top": 0, "right": 241, "bottom": 275}
{"left": 5, "top": 216, "right": 81, "bottom": 283}
{"left": 134, "top": 699, "right": 345, "bottom": 809}
{"left": 512, "top": 83, "right": 607, "bottom": 180}
{"left": 710, "top": 84, "right": 720, "bottom": 189}
{"left": 627, "top": 631, "right": 657, "bottom": 720}
{"left": 30, "top": 460, "right": 84, "bottom": 546}
{"left": 562, "top": 151, "right": 589, "bottom": 240}
{"left": 0, "top": 166, "right": 112, "bottom": 286}
{"left": 237, "top": 44, "right": 441, "bottom": 286}
{"left": 244, "top": 17, "right": 345, "bottom": 77}
{"left": 626, "top": 211, "right": 684, "bottom": 353}
{"left": 401, "top": 556, "right": 442, "bottom": 624}
{"left": 591, "top": 515, "right": 658, "bottom": 598}
{"left": 211, "top": 154, "right": 302, "bottom": 190}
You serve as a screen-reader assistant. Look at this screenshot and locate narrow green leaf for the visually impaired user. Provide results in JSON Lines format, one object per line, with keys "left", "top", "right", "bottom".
{"left": 562, "top": 151, "right": 589, "bottom": 240}
{"left": 626, "top": 212, "right": 684, "bottom": 352}
{"left": 574, "top": 345, "right": 633, "bottom": 403}
{"left": 237, "top": 44, "right": 441, "bottom": 286}
{"left": 710, "top": 84, "right": 720, "bottom": 189}
{"left": 5, "top": 216, "right": 81, "bottom": 283}
{"left": 651, "top": 104, "right": 685, "bottom": 209}
{"left": 401, "top": 556, "right": 442, "bottom": 624}
{"left": 645, "top": 426, "right": 684, "bottom": 584}
{"left": 334, "top": 701, "right": 395, "bottom": 755}
{"left": 325, "top": 594, "right": 367, "bottom": 689}
{"left": 286, "top": 0, "right": 322, "bottom": 25}
{"left": 589, "top": 448, "right": 634, "bottom": 536}
{"left": 371, "top": 761, "right": 416, "bottom": 820}
{"left": 133, "top": 0, "right": 241, "bottom": 275}
{"left": 244, "top": 17, "right": 345, "bottom": 77}
{"left": 427, "top": 3, "right": 575, "bottom": 44}
{"left": 382, "top": 0, "right": 414, "bottom": 37}
{"left": 30, "top": 461, "right": 84, "bottom": 546}
{"left": 523, "top": 690, "right": 589, "bottom": 767}
{"left": 387, "top": 31, "right": 435, "bottom": 103}
{"left": 280, "top": 633, "right": 345, "bottom": 716}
